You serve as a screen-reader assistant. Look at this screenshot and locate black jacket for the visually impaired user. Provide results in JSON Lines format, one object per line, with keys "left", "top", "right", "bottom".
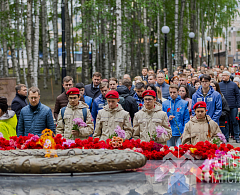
{"left": 141, "top": 75, "right": 148, "bottom": 82}
{"left": 85, "top": 83, "right": 101, "bottom": 100}
{"left": 219, "top": 95, "right": 230, "bottom": 127}
{"left": 11, "top": 93, "right": 28, "bottom": 120}
{"left": 187, "top": 85, "right": 196, "bottom": 99}
{"left": 116, "top": 86, "right": 138, "bottom": 122}
{"left": 219, "top": 80, "right": 240, "bottom": 108}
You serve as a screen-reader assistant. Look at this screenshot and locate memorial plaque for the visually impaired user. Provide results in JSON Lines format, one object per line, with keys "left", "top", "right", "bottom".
{"left": 0, "top": 78, "right": 17, "bottom": 106}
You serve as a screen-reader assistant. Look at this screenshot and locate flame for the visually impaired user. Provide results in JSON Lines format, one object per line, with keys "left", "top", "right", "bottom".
{"left": 37, "top": 129, "right": 58, "bottom": 158}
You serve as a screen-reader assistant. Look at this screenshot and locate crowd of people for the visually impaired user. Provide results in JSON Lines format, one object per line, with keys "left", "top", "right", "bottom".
{"left": 0, "top": 62, "right": 240, "bottom": 147}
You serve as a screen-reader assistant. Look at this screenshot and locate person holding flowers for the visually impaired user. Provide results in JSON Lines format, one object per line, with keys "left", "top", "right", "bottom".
{"left": 93, "top": 90, "right": 133, "bottom": 141}
{"left": 56, "top": 88, "right": 94, "bottom": 140}
{"left": 133, "top": 82, "right": 145, "bottom": 110}
{"left": 133, "top": 90, "right": 172, "bottom": 145}
{"left": 162, "top": 84, "right": 190, "bottom": 147}
{"left": 182, "top": 101, "right": 222, "bottom": 145}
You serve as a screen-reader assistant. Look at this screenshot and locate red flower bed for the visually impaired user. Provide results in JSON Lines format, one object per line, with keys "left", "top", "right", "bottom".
{"left": 0, "top": 133, "right": 238, "bottom": 160}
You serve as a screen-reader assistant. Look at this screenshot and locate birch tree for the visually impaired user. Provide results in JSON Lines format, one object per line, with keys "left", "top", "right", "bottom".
{"left": 26, "top": 0, "right": 32, "bottom": 83}
{"left": 116, "top": 0, "right": 122, "bottom": 79}
{"left": 32, "top": 0, "right": 40, "bottom": 87}
{"left": 174, "top": 0, "right": 179, "bottom": 70}
{"left": 42, "top": 0, "right": 48, "bottom": 88}
{"left": 143, "top": 7, "right": 149, "bottom": 68}
{"left": 53, "top": 0, "right": 59, "bottom": 84}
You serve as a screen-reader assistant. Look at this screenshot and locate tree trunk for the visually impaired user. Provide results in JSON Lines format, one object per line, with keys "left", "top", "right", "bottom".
{"left": 27, "top": 0, "right": 33, "bottom": 84}
{"left": 174, "top": 0, "right": 179, "bottom": 70}
{"left": 53, "top": 0, "right": 59, "bottom": 84}
{"left": 210, "top": 2, "right": 216, "bottom": 68}
{"left": 71, "top": 0, "right": 75, "bottom": 81}
{"left": 196, "top": 5, "right": 200, "bottom": 68}
{"left": 81, "top": 0, "right": 89, "bottom": 84}
{"left": 178, "top": 0, "right": 185, "bottom": 67}
{"left": 143, "top": 7, "right": 149, "bottom": 68}
{"left": 42, "top": 0, "right": 48, "bottom": 88}
{"left": 65, "top": 0, "right": 71, "bottom": 76}
{"left": 116, "top": 0, "right": 122, "bottom": 79}
{"left": 225, "top": 26, "right": 228, "bottom": 67}
{"left": 104, "top": 15, "right": 109, "bottom": 78}
{"left": 16, "top": 0, "right": 21, "bottom": 79}
{"left": 157, "top": 5, "right": 161, "bottom": 71}
{"left": 32, "top": 0, "right": 40, "bottom": 87}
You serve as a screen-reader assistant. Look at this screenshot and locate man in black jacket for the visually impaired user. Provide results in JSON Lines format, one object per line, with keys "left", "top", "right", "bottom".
{"left": 179, "top": 73, "right": 196, "bottom": 98}
{"left": 219, "top": 71, "right": 240, "bottom": 143}
{"left": 85, "top": 72, "right": 102, "bottom": 100}
{"left": 116, "top": 79, "right": 138, "bottom": 123}
{"left": 11, "top": 84, "right": 28, "bottom": 120}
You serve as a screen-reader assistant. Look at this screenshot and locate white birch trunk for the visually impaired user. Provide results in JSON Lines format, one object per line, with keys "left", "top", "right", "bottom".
{"left": 143, "top": 7, "right": 149, "bottom": 68}
{"left": 91, "top": 0, "right": 96, "bottom": 75}
{"left": 21, "top": 0, "right": 28, "bottom": 87}
{"left": 32, "top": 0, "right": 40, "bottom": 87}
{"left": 197, "top": 6, "right": 200, "bottom": 67}
{"left": 116, "top": 0, "right": 122, "bottom": 79}
{"left": 0, "top": 4, "right": 3, "bottom": 76}
{"left": 53, "top": 0, "right": 59, "bottom": 84}
{"left": 174, "top": 0, "right": 179, "bottom": 70}
{"left": 225, "top": 27, "right": 228, "bottom": 67}
{"left": 186, "top": 2, "right": 190, "bottom": 63}
{"left": 104, "top": 13, "right": 109, "bottom": 78}
{"left": 157, "top": 8, "right": 161, "bottom": 70}
{"left": 27, "top": 0, "right": 32, "bottom": 83}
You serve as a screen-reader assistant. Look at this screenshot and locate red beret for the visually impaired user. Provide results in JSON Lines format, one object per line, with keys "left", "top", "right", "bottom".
{"left": 105, "top": 90, "right": 119, "bottom": 99}
{"left": 193, "top": 101, "right": 207, "bottom": 110}
{"left": 142, "top": 90, "right": 156, "bottom": 98}
{"left": 66, "top": 87, "right": 80, "bottom": 95}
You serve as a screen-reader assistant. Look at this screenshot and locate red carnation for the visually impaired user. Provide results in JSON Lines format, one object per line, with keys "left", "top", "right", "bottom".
{"left": 177, "top": 108, "right": 180, "bottom": 112}
{"left": 236, "top": 117, "right": 240, "bottom": 120}
{"left": 167, "top": 108, "right": 171, "bottom": 112}
{"left": 225, "top": 121, "right": 227, "bottom": 124}
{"left": 139, "top": 103, "right": 143, "bottom": 107}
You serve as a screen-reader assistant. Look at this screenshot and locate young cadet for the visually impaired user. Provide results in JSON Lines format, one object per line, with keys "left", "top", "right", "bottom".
{"left": 182, "top": 101, "right": 223, "bottom": 145}
{"left": 56, "top": 88, "right": 94, "bottom": 140}
{"left": 93, "top": 90, "right": 133, "bottom": 141}
{"left": 133, "top": 90, "right": 172, "bottom": 145}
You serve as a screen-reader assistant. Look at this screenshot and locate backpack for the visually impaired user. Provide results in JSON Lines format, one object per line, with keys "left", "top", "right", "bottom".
{"left": 118, "top": 96, "right": 126, "bottom": 108}
{"left": 61, "top": 106, "right": 87, "bottom": 124}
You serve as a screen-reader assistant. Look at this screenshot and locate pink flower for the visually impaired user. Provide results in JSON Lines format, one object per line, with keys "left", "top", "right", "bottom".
{"left": 73, "top": 118, "right": 87, "bottom": 127}
{"left": 114, "top": 125, "right": 125, "bottom": 139}
{"left": 156, "top": 126, "right": 168, "bottom": 138}
{"left": 0, "top": 133, "right": 3, "bottom": 138}
{"left": 134, "top": 148, "right": 143, "bottom": 153}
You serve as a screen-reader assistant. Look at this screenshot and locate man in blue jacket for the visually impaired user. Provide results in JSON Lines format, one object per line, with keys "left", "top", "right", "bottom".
{"left": 133, "top": 82, "right": 145, "bottom": 110}
{"left": 18, "top": 87, "right": 55, "bottom": 136}
{"left": 162, "top": 84, "right": 190, "bottom": 146}
{"left": 155, "top": 72, "right": 169, "bottom": 99}
{"left": 91, "top": 82, "right": 109, "bottom": 124}
{"left": 76, "top": 83, "right": 93, "bottom": 110}
{"left": 219, "top": 71, "right": 240, "bottom": 143}
{"left": 192, "top": 74, "right": 222, "bottom": 124}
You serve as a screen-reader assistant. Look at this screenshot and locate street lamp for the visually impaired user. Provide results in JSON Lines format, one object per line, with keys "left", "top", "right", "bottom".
{"left": 206, "top": 36, "right": 211, "bottom": 67}
{"left": 154, "top": 43, "right": 158, "bottom": 71}
{"left": 61, "top": 0, "right": 66, "bottom": 93}
{"left": 161, "top": 26, "right": 170, "bottom": 69}
{"left": 217, "top": 39, "right": 221, "bottom": 66}
{"left": 189, "top": 32, "right": 195, "bottom": 68}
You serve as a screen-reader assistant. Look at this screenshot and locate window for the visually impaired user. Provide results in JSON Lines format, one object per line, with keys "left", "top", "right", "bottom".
{"left": 237, "top": 31, "right": 240, "bottom": 36}
{"left": 237, "top": 41, "right": 240, "bottom": 51}
{"left": 229, "top": 41, "right": 231, "bottom": 51}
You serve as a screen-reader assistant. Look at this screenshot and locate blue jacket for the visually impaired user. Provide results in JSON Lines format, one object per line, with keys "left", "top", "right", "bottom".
{"left": 192, "top": 86, "right": 222, "bottom": 124}
{"left": 133, "top": 93, "right": 144, "bottom": 110}
{"left": 91, "top": 94, "right": 107, "bottom": 124}
{"left": 84, "top": 95, "right": 93, "bottom": 110}
{"left": 155, "top": 82, "right": 169, "bottom": 99}
{"left": 17, "top": 102, "right": 55, "bottom": 136}
{"left": 162, "top": 96, "right": 190, "bottom": 136}
{"left": 219, "top": 80, "right": 240, "bottom": 109}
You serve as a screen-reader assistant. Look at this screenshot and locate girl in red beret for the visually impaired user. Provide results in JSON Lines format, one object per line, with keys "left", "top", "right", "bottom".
{"left": 182, "top": 101, "right": 223, "bottom": 145}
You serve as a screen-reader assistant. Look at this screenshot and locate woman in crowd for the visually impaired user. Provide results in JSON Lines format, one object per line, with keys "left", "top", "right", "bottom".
{"left": 210, "top": 80, "right": 230, "bottom": 142}
{"left": 179, "top": 85, "right": 192, "bottom": 115}
{"left": 194, "top": 79, "right": 201, "bottom": 90}
{"left": 233, "top": 77, "right": 240, "bottom": 94}
{"left": 0, "top": 97, "right": 17, "bottom": 140}
{"left": 182, "top": 101, "right": 223, "bottom": 145}
{"left": 172, "top": 76, "right": 179, "bottom": 85}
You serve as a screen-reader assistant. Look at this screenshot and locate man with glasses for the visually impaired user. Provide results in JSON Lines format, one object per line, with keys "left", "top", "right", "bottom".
{"left": 162, "top": 85, "right": 190, "bottom": 146}
{"left": 18, "top": 87, "right": 55, "bottom": 136}
{"left": 56, "top": 88, "right": 94, "bottom": 140}
{"left": 192, "top": 74, "right": 222, "bottom": 124}
{"left": 54, "top": 76, "right": 74, "bottom": 120}
{"left": 219, "top": 71, "right": 240, "bottom": 143}
{"left": 133, "top": 90, "right": 172, "bottom": 145}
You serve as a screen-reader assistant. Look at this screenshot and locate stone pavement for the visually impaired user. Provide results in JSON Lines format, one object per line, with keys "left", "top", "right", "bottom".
{"left": 228, "top": 138, "right": 240, "bottom": 147}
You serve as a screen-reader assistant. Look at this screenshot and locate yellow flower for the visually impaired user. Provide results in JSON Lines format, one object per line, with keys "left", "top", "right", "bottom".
{"left": 189, "top": 148, "right": 197, "bottom": 154}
